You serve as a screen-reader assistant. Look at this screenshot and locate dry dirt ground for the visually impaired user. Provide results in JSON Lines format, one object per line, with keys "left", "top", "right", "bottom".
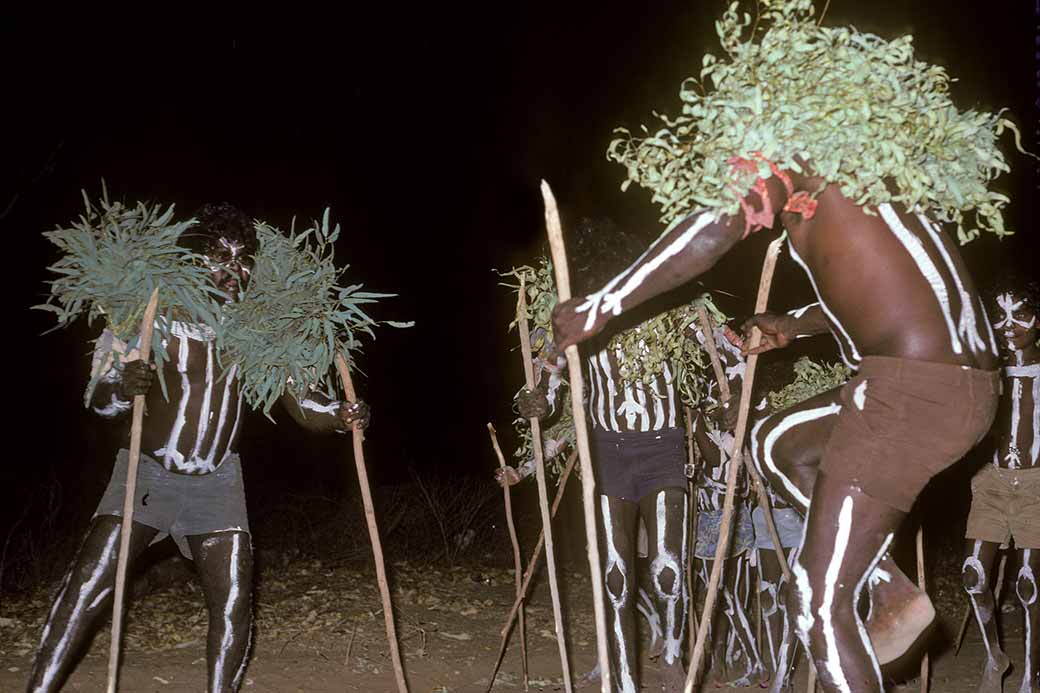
{"left": 0, "top": 557, "right": 1032, "bottom": 692}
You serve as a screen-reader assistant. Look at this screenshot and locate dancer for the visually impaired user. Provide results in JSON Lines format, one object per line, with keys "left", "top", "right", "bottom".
{"left": 552, "top": 2, "right": 1015, "bottom": 688}
{"left": 509, "top": 218, "right": 694, "bottom": 692}
{"left": 28, "top": 203, "right": 370, "bottom": 693}
{"left": 962, "top": 275, "right": 1040, "bottom": 693}
{"left": 685, "top": 323, "right": 763, "bottom": 686}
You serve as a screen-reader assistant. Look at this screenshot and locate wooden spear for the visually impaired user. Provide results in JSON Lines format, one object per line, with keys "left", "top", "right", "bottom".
{"left": 486, "top": 423, "right": 529, "bottom": 692}
{"left": 541, "top": 181, "right": 612, "bottom": 691}
{"left": 685, "top": 406, "right": 700, "bottom": 662}
{"left": 515, "top": 272, "right": 573, "bottom": 692}
{"left": 106, "top": 287, "right": 159, "bottom": 693}
{"left": 334, "top": 353, "right": 408, "bottom": 693}
{"left": 684, "top": 235, "right": 785, "bottom": 693}
{"left": 499, "top": 449, "right": 579, "bottom": 639}
{"left": 916, "top": 526, "right": 929, "bottom": 693}
{"left": 695, "top": 307, "right": 791, "bottom": 580}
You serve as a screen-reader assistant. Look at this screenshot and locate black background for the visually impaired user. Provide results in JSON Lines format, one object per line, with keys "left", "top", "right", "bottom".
{"left": 2, "top": 2, "right": 1037, "bottom": 564}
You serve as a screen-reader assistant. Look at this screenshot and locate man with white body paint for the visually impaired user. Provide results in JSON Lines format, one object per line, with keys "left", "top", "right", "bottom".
{"left": 27, "top": 204, "right": 370, "bottom": 693}
{"left": 684, "top": 324, "right": 766, "bottom": 686}
{"left": 961, "top": 276, "right": 1040, "bottom": 693}
{"left": 553, "top": 164, "right": 1001, "bottom": 689}
{"left": 505, "top": 218, "right": 703, "bottom": 692}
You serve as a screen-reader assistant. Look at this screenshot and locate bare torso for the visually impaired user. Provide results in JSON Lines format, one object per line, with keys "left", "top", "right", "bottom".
{"left": 781, "top": 183, "right": 999, "bottom": 372}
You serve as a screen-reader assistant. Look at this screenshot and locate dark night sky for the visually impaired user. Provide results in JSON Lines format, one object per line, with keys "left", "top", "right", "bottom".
{"left": 3, "top": 2, "right": 1037, "bottom": 539}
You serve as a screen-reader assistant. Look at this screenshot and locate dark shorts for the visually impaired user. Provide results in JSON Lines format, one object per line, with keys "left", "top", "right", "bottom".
{"left": 95, "top": 449, "right": 250, "bottom": 559}
{"left": 820, "top": 356, "right": 1000, "bottom": 513}
{"left": 591, "top": 427, "right": 687, "bottom": 502}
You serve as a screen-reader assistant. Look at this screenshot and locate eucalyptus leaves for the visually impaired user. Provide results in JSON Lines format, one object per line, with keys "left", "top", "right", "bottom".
{"left": 36, "top": 191, "right": 224, "bottom": 404}
{"left": 36, "top": 191, "right": 410, "bottom": 415}
{"left": 609, "top": 0, "right": 1026, "bottom": 243}
{"left": 767, "top": 356, "right": 851, "bottom": 411}
{"left": 502, "top": 258, "right": 733, "bottom": 475}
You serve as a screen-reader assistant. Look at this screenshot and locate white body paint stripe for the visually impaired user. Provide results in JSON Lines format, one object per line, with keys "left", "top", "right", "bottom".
{"left": 788, "top": 243, "right": 861, "bottom": 369}
{"left": 577, "top": 213, "right": 715, "bottom": 328}
{"left": 879, "top": 204, "right": 961, "bottom": 354}
{"left": 853, "top": 381, "right": 867, "bottom": 411}
{"left": 213, "top": 532, "right": 242, "bottom": 688}
{"left": 155, "top": 336, "right": 192, "bottom": 469}
{"left": 40, "top": 527, "right": 120, "bottom": 688}
{"left": 190, "top": 342, "right": 215, "bottom": 460}
{"left": 915, "top": 213, "right": 989, "bottom": 354}
{"left": 855, "top": 532, "right": 893, "bottom": 687}
{"left": 756, "top": 404, "right": 843, "bottom": 510}
{"left": 300, "top": 398, "right": 341, "bottom": 414}
{"left": 819, "top": 496, "right": 856, "bottom": 692}
{"left": 600, "top": 497, "right": 637, "bottom": 693}
{"left": 788, "top": 302, "right": 819, "bottom": 320}
{"left": 1008, "top": 377, "right": 1024, "bottom": 468}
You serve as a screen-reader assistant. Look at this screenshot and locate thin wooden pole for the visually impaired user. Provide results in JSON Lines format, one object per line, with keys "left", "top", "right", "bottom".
{"left": 516, "top": 273, "right": 573, "bottom": 692}
{"left": 542, "top": 180, "right": 611, "bottom": 692}
{"left": 684, "top": 235, "right": 785, "bottom": 693}
{"left": 916, "top": 526, "right": 928, "bottom": 693}
{"left": 499, "top": 449, "right": 579, "bottom": 639}
{"left": 334, "top": 354, "right": 408, "bottom": 693}
{"left": 807, "top": 661, "right": 817, "bottom": 692}
{"left": 486, "top": 423, "right": 529, "bottom": 692}
{"left": 695, "top": 307, "right": 791, "bottom": 581}
{"left": 685, "top": 407, "right": 700, "bottom": 663}
{"left": 106, "top": 287, "right": 160, "bottom": 693}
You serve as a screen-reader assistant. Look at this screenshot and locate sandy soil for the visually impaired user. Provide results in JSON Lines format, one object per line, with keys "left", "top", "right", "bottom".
{"left": 1, "top": 555, "right": 1034, "bottom": 692}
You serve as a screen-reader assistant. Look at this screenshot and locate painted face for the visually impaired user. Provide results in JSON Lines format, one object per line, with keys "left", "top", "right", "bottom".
{"left": 203, "top": 237, "right": 253, "bottom": 302}
{"left": 992, "top": 291, "right": 1037, "bottom": 357}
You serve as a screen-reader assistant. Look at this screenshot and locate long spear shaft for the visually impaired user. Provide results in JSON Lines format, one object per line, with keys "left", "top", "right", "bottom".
{"left": 542, "top": 180, "right": 611, "bottom": 692}
{"left": 685, "top": 235, "right": 785, "bottom": 693}
{"left": 486, "top": 423, "right": 529, "bottom": 693}
{"left": 334, "top": 354, "right": 408, "bottom": 693}
{"left": 695, "top": 307, "right": 791, "bottom": 580}
{"left": 685, "top": 407, "right": 700, "bottom": 662}
{"left": 516, "top": 271, "right": 573, "bottom": 692}
{"left": 499, "top": 449, "right": 579, "bottom": 639}
{"left": 106, "top": 287, "right": 159, "bottom": 693}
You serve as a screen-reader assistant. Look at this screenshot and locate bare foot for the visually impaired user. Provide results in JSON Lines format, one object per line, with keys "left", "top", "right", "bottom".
{"left": 865, "top": 559, "right": 936, "bottom": 665}
{"left": 977, "top": 650, "right": 1009, "bottom": 693}
{"left": 867, "top": 588, "right": 936, "bottom": 664}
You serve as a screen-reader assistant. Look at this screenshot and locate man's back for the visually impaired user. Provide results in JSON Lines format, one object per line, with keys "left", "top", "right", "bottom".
{"left": 784, "top": 182, "right": 999, "bottom": 372}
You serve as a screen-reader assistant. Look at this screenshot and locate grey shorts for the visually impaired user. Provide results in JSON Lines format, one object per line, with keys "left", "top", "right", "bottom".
{"left": 95, "top": 449, "right": 250, "bottom": 559}
{"left": 752, "top": 505, "right": 804, "bottom": 550}
{"left": 694, "top": 505, "right": 755, "bottom": 559}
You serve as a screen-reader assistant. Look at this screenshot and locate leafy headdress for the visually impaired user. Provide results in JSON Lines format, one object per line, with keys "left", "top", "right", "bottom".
{"left": 608, "top": 0, "right": 1028, "bottom": 243}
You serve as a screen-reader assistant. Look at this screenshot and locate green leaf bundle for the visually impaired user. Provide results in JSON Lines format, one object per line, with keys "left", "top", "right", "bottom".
{"left": 221, "top": 210, "right": 413, "bottom": 416}
{"left": 767, "top": 356, "right": 851, "bottom": 411}
{"left": 608, "top": 0, "right": 1029, "bottom": 243}
{"left": 502, "top": 259, "right": 733, "bottom": 477}
{"left": 34, "top": 189, "right": 224, "bottom": 405}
